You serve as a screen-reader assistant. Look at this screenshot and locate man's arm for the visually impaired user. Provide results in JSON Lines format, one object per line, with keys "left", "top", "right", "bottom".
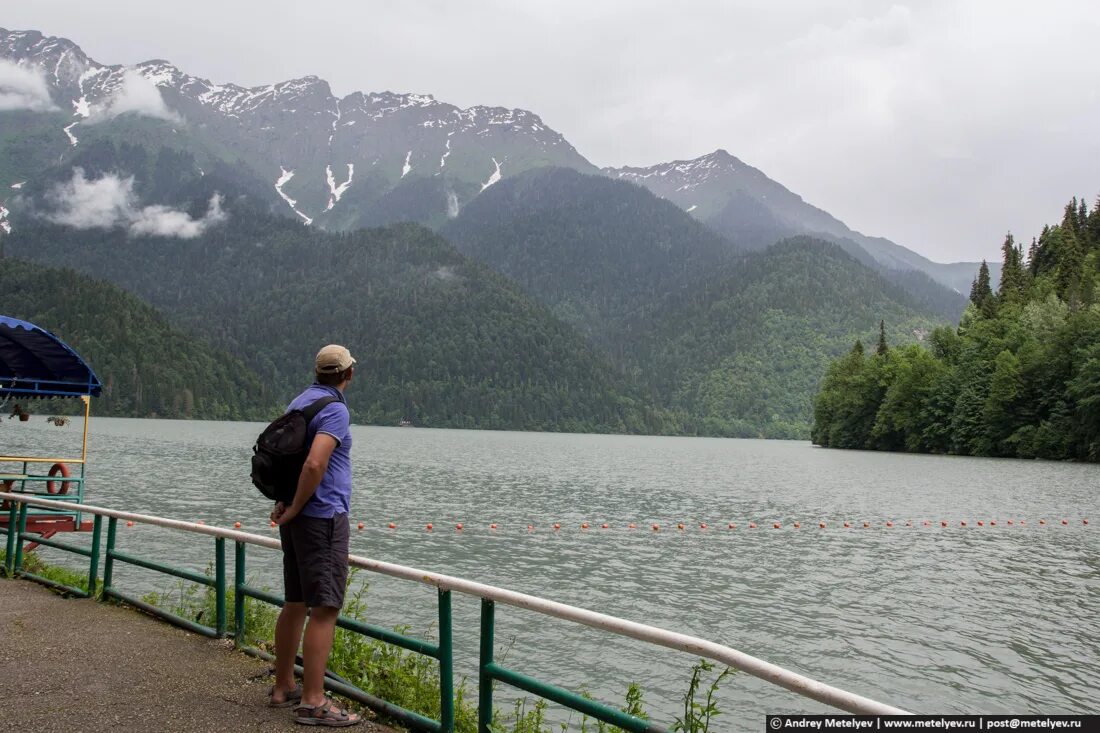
{"left": 275, "top": 433, "right": 338, "bottom": 525}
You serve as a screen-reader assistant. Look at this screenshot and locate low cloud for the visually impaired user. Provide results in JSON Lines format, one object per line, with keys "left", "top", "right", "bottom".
{"left": 47, "top": 168, "right": 225, "bottom": 238}
{"left": 0, "top": 59, "right": 58, "bottom": 112}
{"left": 90, "top": 69, "right": 181, "bottom": 123}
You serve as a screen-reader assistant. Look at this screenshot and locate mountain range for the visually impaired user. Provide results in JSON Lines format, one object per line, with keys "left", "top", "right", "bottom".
{"left": 0, "top": 27, "right": 989, "bottom": 293}
{"left": 0, "top": 27, "right": 968, "bottom": 436}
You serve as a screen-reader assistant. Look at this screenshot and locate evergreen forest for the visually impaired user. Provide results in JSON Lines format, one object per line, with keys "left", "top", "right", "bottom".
{"left": 812, "top": 198, "right": 1100, "bottom": 461}
{"left": 0, "top": 258, "right": 268, "bottom": 419}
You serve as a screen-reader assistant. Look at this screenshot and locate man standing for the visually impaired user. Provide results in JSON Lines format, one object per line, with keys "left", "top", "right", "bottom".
{"left": 269, "top": 344, "right": 361, "bottom": 727}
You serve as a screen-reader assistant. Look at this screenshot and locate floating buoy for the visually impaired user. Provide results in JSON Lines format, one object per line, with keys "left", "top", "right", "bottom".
{"left": 862, "top": 522, "right": 869, "bottom": 528}
{"left": 905, "top": 521, "right": 912, "bottom": 527}
{"left": 126, "top": 521, "right": 134, "bottom": 527}
{"left": 793, "top": 522, "right": 801, "bottom": 529}
{"left": 773, "top": 522, "right": 780, "bottom": 529}
{"left": 1019, "top": 520, "right": 1026, "bottom": 525}
{"left": 728, "top": 523, "right": 736, "bottom": 529}
{"left": 819, "top": 522, "right": 826, "bottom": 528}
{"left": 961, "top": 521, "right": 967, "bottom": 527}
{"left": 581, "top": 522, "right": 589, "bottom": 529}
{"left": 527, "top": 524, "right": 534, "bottom": 531}
{"left": 699, "top": 523, "right": 707, "bottom": 529}
{"left": 1084, "top": 519, "right": 1089, "bottom": 525}
{"left": 652, "top": 524, "right": 660, "bottom": 531}
{"left": 843, "top": 522, "right": 851, "bottom": 528}
{"left": 977, "top": 521, "right": 984, "bottom": 527}
{"left": 490, "top": 523, "right": 498, "bottom": 530}
{"left": 1039, "top": 519, "right": 1046, "bottom": 525}
{"left": 388, "top": 522, "right": 396, "bottom": 529}
{"left": 426, "top": 523, "right": 433, "bottom": 531}
{"left": 923, "top": 521, "right": 930, "bottom": 527}
{"left": 357, "top": 522, "right": 364, "bottom": 530}
{"left": 234, "top": 522, "right": 241, "bottom": 529}
{"left": 456, "top": 523, "right": 464, "bottom": 530}
{"left": 748, "top": 522, "right": 757, "bottom": 529}
{"left": 270, "top": 520, "right": 276, "bottom": 528}
{"left": 941, "top": 521, "right": 948, "bottom": 527}
{"left": 1061, "top": 519, "right": 1068, "bottom": 525}
{"left": 990, "top": 520, "right": 996, "bottom": 526}
{"left": 553, "top": 523, "right": 561, "bottom": 530}
{"left": 678, "top": 523, "right": 685, "bottom": 530}
{"left": 628, "top": 523, "right": 636, "bottom": 529}
{"left": 886, "top": 521, "right": 894, "bottom": 528}
{"left": 601, "top": 523, "right": 609, "bottom": 529}
{"left": 1007, "top": 520, "right": 1013, "bottom": 525}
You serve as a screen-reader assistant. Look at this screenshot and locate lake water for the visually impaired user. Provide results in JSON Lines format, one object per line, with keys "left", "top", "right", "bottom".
{"left": 3, "top": 417, "right": 1097, "bottom": 726}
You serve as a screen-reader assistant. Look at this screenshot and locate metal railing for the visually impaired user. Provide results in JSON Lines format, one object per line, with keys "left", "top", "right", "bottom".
{"left": 1, "top": 492, "right": 912, "bottom": 731}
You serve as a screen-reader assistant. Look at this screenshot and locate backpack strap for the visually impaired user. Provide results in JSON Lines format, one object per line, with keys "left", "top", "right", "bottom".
{"left": 300, "top": 395, "right": 341, "bottom": 423}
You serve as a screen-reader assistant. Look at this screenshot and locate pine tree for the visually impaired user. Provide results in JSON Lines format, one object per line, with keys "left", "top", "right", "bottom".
{"left": 969, "top": 261, "right": 994, "bottom": 316}
{"left": 998, "top": 233, "right": 1027, "bottom": 303}
{"left": 1063, "top": 198, "right": 1082, "bottom": 237}
{"left": 877, "top": 320, "right": 888, "bottom": 355}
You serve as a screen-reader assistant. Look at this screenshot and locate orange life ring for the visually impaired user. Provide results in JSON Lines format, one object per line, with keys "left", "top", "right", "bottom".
{"left": 46, "top": 463, "right": 70, "bottom": 495}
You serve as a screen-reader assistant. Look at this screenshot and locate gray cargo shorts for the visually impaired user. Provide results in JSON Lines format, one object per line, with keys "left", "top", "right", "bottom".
{"left": 279, "top": 513, "right": 350, "bottom": 609}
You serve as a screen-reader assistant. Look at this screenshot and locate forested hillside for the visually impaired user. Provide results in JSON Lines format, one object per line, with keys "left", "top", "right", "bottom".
{"left": 4, "top": 205, "right": 674, "bottom": 434}
{"left": 442, "top": 167, "right": 734, "bottom": 339}
{"left": 0, "top": 258, "right": 268, "bottom": 419}
{"left": 442, "top": 168, "right": 944, "bottom": 438}
{"left": 628, "top": 238, "right": 939, "bottom": 438}
{"left": 813, "top": 198, "right": 1100, "bottom": 461}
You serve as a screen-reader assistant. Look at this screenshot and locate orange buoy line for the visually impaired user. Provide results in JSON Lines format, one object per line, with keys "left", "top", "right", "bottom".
{"left": 326, "top": 517, "right": 1091, "bottom": 533}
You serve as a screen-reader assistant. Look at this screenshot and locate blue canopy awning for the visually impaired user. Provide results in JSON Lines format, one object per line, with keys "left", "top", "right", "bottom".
{"left": 0, "top": 316, "right": 102, "bottom": 398}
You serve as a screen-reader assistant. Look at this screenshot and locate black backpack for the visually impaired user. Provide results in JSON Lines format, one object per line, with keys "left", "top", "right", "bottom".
{"left": 251, "top": 396, "right": 340, "bottom": 503}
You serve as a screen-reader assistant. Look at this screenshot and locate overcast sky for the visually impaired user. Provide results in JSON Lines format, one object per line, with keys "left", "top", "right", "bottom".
{"left": 6, "top": 1, "right": 1098, "bottom": 263}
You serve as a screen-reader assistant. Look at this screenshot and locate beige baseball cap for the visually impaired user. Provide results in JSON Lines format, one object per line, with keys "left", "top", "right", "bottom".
{"left": 315, "top": 344, "right": 356, "bottom": 374}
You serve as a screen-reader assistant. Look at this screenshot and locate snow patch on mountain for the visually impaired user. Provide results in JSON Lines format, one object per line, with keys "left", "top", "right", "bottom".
{"left": 0, "top": 203, "right": 10, "bottom": 234}
{"left": 401, "top": 151, "right": 412, "bottom": 178}
{"left": 325, "top": 163, "right": 354, "bottom": 211}
{"left": 480, "top": 158, "right": 502, "bottom": 191}
{"left": 440, "top": 138, "right": 451, "bottom": 169}
{"left": 10, "top": 181, "right": 25, "bottom": 189}
{"left": 686, "top": 204, "right": 697, "bottom": 212}
{"left": 274, "top": 167, "right": 312, "bottom": 225}
{"left": 63, "top": 121, "right": 79, "bottom": 146}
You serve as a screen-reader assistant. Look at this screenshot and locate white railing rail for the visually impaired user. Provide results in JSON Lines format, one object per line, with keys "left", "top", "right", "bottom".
{"left": 1, "top": 492, "right": 911, "bottom": 716}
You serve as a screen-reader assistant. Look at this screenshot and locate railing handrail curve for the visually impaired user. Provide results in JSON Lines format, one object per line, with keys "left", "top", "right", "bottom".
{"left": 0, "top": 491, "right": 911, "bottom": 716}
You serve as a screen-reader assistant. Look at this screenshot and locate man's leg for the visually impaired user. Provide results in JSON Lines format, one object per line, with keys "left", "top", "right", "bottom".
{"left": 300, "top": 606, "right": 339, "bottom": 706}
{"left": 272, "top": 601, "right": 308, "bottom": 701}
{"left": 273, "top": 521, "right": 306, "bottom": 705}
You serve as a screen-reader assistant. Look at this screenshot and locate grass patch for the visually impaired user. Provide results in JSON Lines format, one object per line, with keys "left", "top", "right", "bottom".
{"left": 0, "top": 546, "right": 91, "bottom": 593}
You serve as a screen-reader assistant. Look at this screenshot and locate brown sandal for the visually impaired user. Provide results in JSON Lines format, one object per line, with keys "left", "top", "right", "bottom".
{"left": 294, "top": 697, "right": 361, "bottom": 727}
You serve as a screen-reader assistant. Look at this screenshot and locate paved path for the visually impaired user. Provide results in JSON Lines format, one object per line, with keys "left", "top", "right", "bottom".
{"left": 0, "top": 578, "right": 396, "bottom": 732}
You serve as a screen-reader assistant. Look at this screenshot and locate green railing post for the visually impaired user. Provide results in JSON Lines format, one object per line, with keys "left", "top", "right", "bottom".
{"left": 234, "top": 541, "right": 246, "bottom": 644}
{"left": 478, "top": 598, "right": 495, "bottom": 733}
{"left": 4, "top": 501, "right": 16, "bottom": 577}
{"left": 87, "top": 514, "right": 102, "bottom": 598}
{"left": 215, "top": 537, "right": 227, "bottom": 637}
{"left": 438, "top": 589, "right": 454, "bottom": 733}
{"left": 14, "top": 502, "right": 27, "bottom": 572}
{"left": 102, "top": 516, "right": 117, "bottom": 596}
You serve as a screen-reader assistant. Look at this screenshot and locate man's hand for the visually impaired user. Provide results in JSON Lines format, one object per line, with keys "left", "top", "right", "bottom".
{"left": 270, "top": 502, "right": 286, "bottom": 523}
{"left": 275, "top": 502, "right": 302, "bottom": 526}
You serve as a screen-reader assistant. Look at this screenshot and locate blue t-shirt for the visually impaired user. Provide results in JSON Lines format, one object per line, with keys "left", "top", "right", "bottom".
{"left": 286, "top": 384, "right": 353, "bottom": 518}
